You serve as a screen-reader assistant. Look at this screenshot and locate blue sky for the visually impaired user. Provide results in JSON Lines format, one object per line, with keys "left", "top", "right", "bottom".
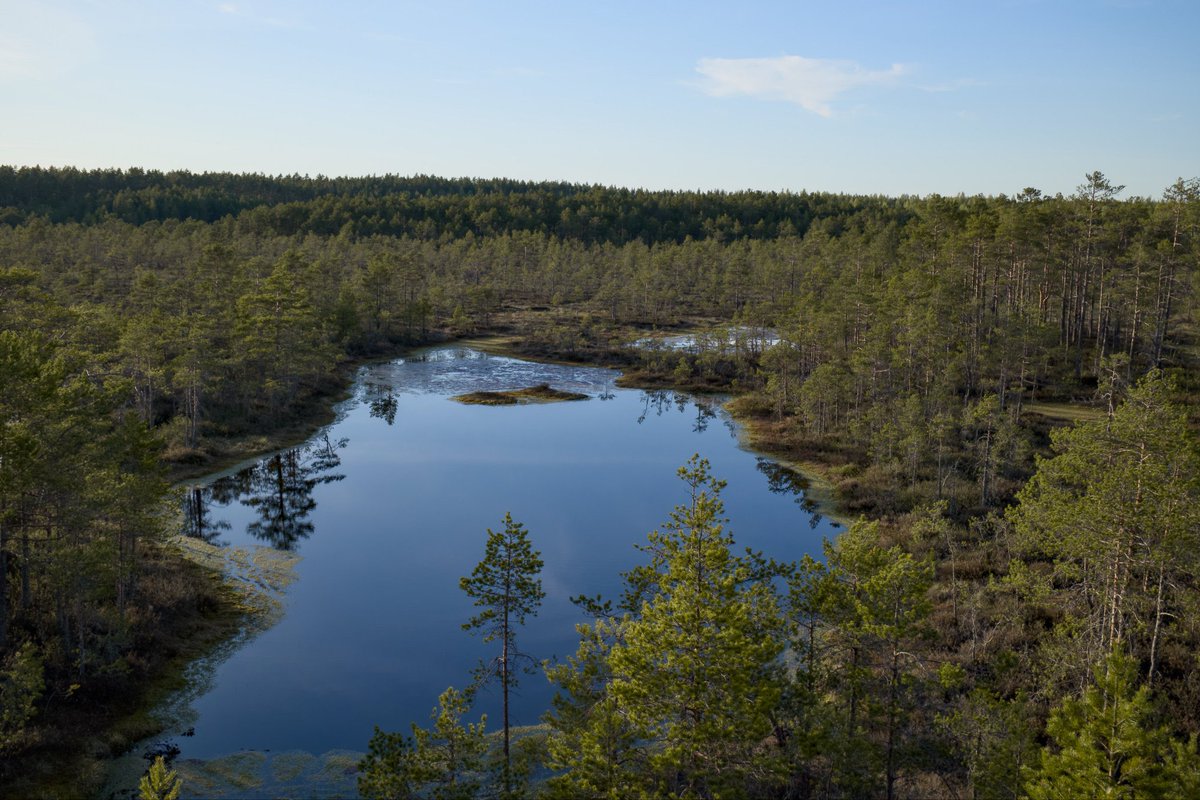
{"left": 2, "top": 0, "right": 1197, "bottom": 197}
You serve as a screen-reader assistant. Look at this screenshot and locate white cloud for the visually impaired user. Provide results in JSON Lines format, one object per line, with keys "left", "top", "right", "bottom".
{"left": 695, "top": 55, "right": 907, "bottom": 117}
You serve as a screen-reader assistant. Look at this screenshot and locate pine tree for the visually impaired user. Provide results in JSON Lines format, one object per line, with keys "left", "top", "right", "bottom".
{"left": 138, "top": 756, "right": 181, "bottom": 800}
{"left": 607, "top": 455, "right": 786, "bottom": 797}
{"left": 1024, "top": 649, "right": 1200, "bottom": 800}
{"left": 543, "top": 618, "right": 642, "bottom": 799}
{"left": 0, "top": 642, "right": 44, "bottom": 753}
{"left": 1009, "top": 371, "right": 1200, "bottom": 684}
{"left": 358, "top": 728, "right": 419, "bottom": 800}
{"left": 413, "top": 686, "right": 488, "bottom": 800}
{"left": 819, "top": 519, "right": 934, "bottom": 800}
{"left": 358, "top": 687, "right": 487, "bottom": 800}
{"left": 233, "top": 251, "right": 335, "bottom": 418}
{"left": 460, "top": 512, "right": 544, "bottom": 794}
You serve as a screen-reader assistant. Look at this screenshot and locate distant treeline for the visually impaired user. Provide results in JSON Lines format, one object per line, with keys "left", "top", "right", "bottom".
{"left": 0, "top": 165, "right": 909, "bottom": 243}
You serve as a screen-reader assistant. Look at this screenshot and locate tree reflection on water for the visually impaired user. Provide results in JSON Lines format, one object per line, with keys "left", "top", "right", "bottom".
{"left": 183, "top": 433, "right": 347, "bottom": 550}
{"left": 755, "top": 457, "right": 828, "bottom": 530}
{"left": 636, "top": 390, "right": 732, "bottom": 435}
{"left": 363, "top": 381, "right": 398, "bottom": 425}
{"left": 181, "top": 484, "right": 231, "bottom": 544}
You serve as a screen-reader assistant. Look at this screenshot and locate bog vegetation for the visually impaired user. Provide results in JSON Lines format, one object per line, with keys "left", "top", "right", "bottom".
{"left": 1, "top": 166, "right": 1199, "bottom": 797}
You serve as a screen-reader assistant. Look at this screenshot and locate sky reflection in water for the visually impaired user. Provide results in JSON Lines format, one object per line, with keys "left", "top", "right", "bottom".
{"left": 175, "top": 346, "right": 838, "bottom": 758}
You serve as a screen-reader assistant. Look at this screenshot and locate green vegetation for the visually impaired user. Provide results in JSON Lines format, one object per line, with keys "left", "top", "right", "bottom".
{"left": 359, "top": 687, "right": 489, "bottom": 800}
{"left": 453, "top": 391, "right": 521, "bottom": 405}
{"left": 0, "top": 642, "right": 43, "bottom": 752}
{"left": 183, "top": 751, "right": 267, "bottom": 794}
{"left": 371, "top": 417, "right": 1200, "bottom": 796}
{"left": 599, "top": 456, "right": 784, "bottom": 796}
{"left": 139, "top": 755, "right": 182, "bottom": 800}
{"left": 1024, "top": 650, "right": 1200, "bottom": 799}
{"left": 360, "top": 510, "right": 546, "bottom": 800}
{"left": 269, "top": 750, "right": 317, "bottom": 783}
{"left": 460, "top": 513, "right": 545, "bottom": 794}
{"left": 2, "top": 165, "right": 1199, "bottom": 796}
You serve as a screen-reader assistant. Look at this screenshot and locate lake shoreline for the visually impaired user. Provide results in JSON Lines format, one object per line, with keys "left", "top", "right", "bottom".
{"left": 85, "top": 321, "right": 839, "bottom": 799}
{"left": 459, "top": 328, "right": 852, "bottom": 523}
{"left": 11, "top": 340, "right": 443, "bottom": 799}
{"left": 163, "top": 341, "right": 438, "bottom": 484}
{"left": 3, "top": 548, "right": 247, "bottom": 800}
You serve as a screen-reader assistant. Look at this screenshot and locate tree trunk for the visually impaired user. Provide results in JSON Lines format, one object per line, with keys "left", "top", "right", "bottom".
{"left": 502, "top": 592, "right": 512, "bottom": 795}
{"left": 886, "top": 643, "right": 899, "bottom": 800}
{"left": 1148, "top": 565, "right": 1165, "bottom": 687}
{"left": 0, "top": 520, "right": 8, "bottom": 650}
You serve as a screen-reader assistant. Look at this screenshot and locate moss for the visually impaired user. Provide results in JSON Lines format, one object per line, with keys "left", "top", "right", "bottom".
{"left": 176, "top": 758, "right": 223, "bottom": 794}
{"left": 203, "top": 751, "right": 268, "bottom": 790}
{"left": 453, "top": 390, "right": 521, "bottom": 405}
{"left": 510, "top": 384, "right": 589, "bottom": 402}
{"left": 316, "top": 750, "right": 361, "bottom": 783}
{"left": 452, "top": 383, "right": 589, "bottom": 405}
{"left": 271, "top": 750, "right": 318, "bottom": 783}
{"left": 173, "top": 537, "right": 300, "bottom": 630}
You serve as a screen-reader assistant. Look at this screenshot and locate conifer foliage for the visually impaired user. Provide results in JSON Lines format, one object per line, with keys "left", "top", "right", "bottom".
{"left": 138, "top": 756, "right": 181, "bottom": 800}
{"left": 460, "top": 512, "right": 545, "bottom": 794}
{"left": 1024, "top": 650, "right": 1200, "bottom": 800}
{"left": 358, "top": 686, "right": 487, "bottom": 800}
{"left": 545, "top": 455, "right": 788, "bottom": 798}
{"left": 610, "top": 455, "right": 785, "bottom": 796}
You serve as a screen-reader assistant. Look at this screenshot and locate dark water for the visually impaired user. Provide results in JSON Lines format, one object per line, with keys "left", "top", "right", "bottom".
{"left": 153, "top": 347, "right": 838, "bottom": 766}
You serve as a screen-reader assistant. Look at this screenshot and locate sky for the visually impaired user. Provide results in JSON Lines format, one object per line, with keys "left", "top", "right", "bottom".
{"left": 1, "top": 0, "right": 1197, "bottom": 198}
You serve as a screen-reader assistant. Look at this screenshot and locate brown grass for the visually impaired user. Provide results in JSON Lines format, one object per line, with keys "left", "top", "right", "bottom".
{"left": 1, "top": 547, "right": 246, "bottom": 800}
{"left": 452, "top": 383, "right": 589, "bottom": 405}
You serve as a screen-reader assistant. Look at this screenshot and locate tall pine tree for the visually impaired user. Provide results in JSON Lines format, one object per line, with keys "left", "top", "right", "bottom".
{"left": 460, "top": 512, "right": 544, "bottom": 795}
{"left": 607, "top": 455, "right": 786, "bottom": 797}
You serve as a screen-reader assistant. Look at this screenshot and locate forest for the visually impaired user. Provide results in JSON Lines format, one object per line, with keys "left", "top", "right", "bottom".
{"left": 1, "top": 165, "right": 1199, "bottom": 798}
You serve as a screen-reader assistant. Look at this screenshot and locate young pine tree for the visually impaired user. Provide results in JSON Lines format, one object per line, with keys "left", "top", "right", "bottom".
{"left": 460, "top": 512, "right": 544, "bottom": 795}
{"left": 358, "top": 686, "right": 487, "bottom": 800}
{"left": 1024, "top": 649, "right": 1200, "bottom": 800}
{"left": 138, "top": 756, "right": 181, "bottom": 800}
{"left": 543, "top": 617, "right": 643, "bottom": 799}
{"left": 607, "top": 455, "right": 786, "bottom": 797}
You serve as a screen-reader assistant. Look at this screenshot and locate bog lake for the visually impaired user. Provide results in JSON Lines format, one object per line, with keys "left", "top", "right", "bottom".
{"left": 106, "top": 345, "right": 839, "bottom": 798}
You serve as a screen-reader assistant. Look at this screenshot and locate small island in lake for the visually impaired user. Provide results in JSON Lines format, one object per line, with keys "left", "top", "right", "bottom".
{"left": 452, "top": 383, "right": 590, "bottom": 405}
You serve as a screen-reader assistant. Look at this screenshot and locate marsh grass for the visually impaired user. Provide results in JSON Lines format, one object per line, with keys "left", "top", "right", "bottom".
{"left": 179, "top": 751, "right": 268, "bottom": 793}
{"left": 271, "top": 750, "right": 318, "bottom": 783}
{"left": 452, "top": 383, "right": 589, "bottom": 405}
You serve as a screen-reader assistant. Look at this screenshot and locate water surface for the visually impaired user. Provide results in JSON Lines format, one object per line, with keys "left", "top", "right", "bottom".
{"left": 114, "top": 346, "right": 838, "bottom": 794}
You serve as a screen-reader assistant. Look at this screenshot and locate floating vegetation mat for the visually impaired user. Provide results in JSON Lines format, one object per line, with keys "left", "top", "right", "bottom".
{"left": 102, "top": 540, "right": 302, "bottom": 799}
{"left": 173, "top": 536, "right": 300, "bottom": 630}
{"left": 165, "top": 728, "right": 551, "bottom": 799}
{"left": 169, "top": 749, "right": 361, "bottom": 799}
{"left": 452, "top": 383, "right": 589, "bottom": 405}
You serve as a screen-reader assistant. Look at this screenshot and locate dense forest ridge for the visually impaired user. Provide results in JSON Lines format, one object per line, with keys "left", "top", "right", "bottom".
{"left": 4, "top": 164, "right": 952, "bottom": 242}
{"left": 1, "top": 165, "right": 1199, "bottom": 798}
